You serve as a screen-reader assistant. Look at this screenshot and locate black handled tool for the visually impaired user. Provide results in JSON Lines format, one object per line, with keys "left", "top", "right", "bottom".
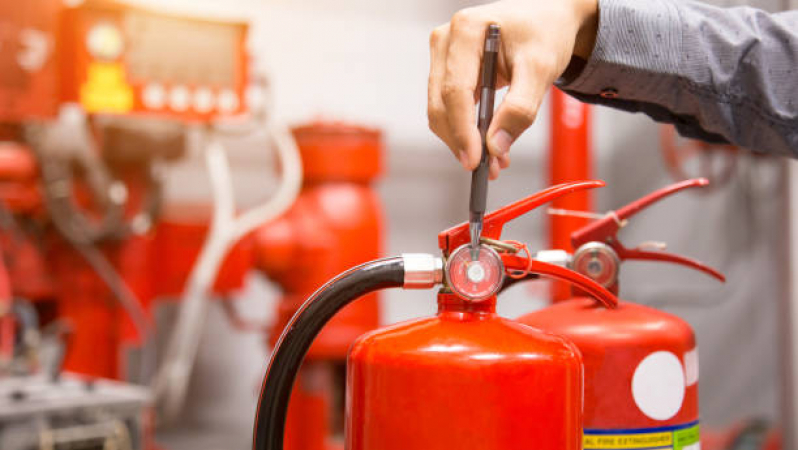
{"left": 469, "top": 24, "right": 501, "bottom": 261}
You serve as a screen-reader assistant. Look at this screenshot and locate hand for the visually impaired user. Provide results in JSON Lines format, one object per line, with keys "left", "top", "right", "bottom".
{"left": 428, "top": 0, "right": 598, "bottom": 178}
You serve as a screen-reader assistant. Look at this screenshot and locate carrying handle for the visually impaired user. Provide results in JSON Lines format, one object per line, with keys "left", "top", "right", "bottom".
{"left": 439, "top": 180, "right": 605, "bottom": 253}
{"left": 570, "top": 178, "right": 725, "bottom": 283}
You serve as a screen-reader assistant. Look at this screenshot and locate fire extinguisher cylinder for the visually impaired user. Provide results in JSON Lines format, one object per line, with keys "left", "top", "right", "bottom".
{"left": 519, "top": 179, "right": 725, "bottom": 450}
{"left": 347, "top": 290, "right": 584, "bottom": 450}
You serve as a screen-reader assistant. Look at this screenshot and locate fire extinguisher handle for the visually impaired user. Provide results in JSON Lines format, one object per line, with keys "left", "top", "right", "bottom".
{"left": 571, "top": 178, "right": 708, "bottom": 249}
{"left": 501, "top": 254, "right": 619, "bottom": 308}
{"left": 440, "top": 180, "right": 605, "bottom": 253}
{"left": 615, "top": 247, "right": 726, "bottom": 282}
{"left": 569, "top": 178, "right": 725, "bottom": 285}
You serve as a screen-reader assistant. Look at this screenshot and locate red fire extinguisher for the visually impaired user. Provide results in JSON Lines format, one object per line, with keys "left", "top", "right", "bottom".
{"left": 252, "top": 180, "right": 621, "bottom": 450}
{"left": 519, "top": 178, "right": 725, "bottom": 450}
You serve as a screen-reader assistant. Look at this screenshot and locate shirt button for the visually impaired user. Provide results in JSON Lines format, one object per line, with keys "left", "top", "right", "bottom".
{"left": 600, "top": 88, "right": 619, "bottom": 99}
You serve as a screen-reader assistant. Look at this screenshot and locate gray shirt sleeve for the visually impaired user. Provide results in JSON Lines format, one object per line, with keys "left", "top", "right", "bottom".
{"left": 557, "top": 0, "right": 798, "bottom": 157}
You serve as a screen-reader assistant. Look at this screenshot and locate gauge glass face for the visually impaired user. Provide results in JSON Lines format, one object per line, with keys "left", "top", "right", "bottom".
{"left": 573, "top": 245, "right": 617, "bottom": 288}
{"left": 446, "top": 244, "right": 504, "bottom": 302}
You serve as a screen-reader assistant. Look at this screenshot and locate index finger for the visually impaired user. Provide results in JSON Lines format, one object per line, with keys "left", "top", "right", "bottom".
{"left": 441, "top": 11, "right": 486, "bottom": 170}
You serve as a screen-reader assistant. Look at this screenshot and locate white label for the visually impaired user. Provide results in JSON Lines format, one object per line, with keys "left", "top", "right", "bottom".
{"left": 632, "top": 351, "right": 686, "bottom": 421}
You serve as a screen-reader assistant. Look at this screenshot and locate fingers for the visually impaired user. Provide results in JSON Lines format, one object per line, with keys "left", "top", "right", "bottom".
{"left": 428, "top": 24, "right": 465, "bottom": 165}
{"left": 442, "top": 9, "right": 485, "bottom": 170}
{"left": 497, "top": 152, "right": 510, "bottom": 169}
{"left": 489, "top": 156, "right": 501, "bottom": 180}
{"left": 488, "top": 153, "right": 510, "bottom": 180}
{"left": 486, "top": 58, "right": 548, "bottom": 159}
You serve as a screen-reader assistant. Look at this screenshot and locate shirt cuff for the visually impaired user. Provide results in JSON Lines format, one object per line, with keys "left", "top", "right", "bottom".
{"left": 557, "top": 0, "right": 684, "bottom": 103}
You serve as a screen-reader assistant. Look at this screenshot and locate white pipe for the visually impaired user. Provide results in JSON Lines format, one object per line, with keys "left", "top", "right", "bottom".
{"left": 152, "top": 119, "right": 302, "bottom": 421}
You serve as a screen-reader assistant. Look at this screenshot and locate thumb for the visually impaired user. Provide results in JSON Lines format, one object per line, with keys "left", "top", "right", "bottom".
{"left": 486, "top": 64, "right": 545, "bottom": 158}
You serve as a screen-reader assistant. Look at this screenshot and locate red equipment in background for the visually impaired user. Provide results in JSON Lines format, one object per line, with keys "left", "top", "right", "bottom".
{"left": 519, "top": 179, "right": 725, "bottom": 450}
{"left": 0, "top": 0, "right": 252, "bottom": 381}
{"left": 0, "top": 0, "right": 60, "bottom": 123}
{"left": 549, "top": 89, "right": 592, "bottom": 301}
{"left": 702, "top": 421, "right": 782, "bottom": 450}
{"left": 254, "top": 122, "right": 383, "bottom": 450}
{"left": 58, "top": 0, "right": 248, "bottom": 120}
{"left": 660, "top": 125, "right": 739, "bottom": 190}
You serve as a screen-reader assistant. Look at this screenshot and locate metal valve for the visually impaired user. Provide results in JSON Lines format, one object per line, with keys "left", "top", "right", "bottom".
{"left": 438, "top": 180, "right": 619, "bottom": 308}
{"left": 571, "top": 242, "right": 620, "bottom": 289}
{"left": 402, "top": 254, "right": 444, "bottom": 289}
{"left": 445, "top": 244, "right": 504, "bottom": 302}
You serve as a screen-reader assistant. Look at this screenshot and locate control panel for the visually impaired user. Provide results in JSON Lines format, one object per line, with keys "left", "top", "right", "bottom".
{"left": 0, "top": 0, "right": 60, "bottom": 122}
{"left": 59, "top": 0, "right": 249, "bottom": 120}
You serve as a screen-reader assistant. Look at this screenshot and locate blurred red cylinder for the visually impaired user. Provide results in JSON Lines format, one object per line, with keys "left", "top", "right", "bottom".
{"left": 520, "top": 298, "right": 700, "bottom": 450}
{"left": 255, "top": 121, "right": 384, "bottom": 450}
{"left": 549, "top": 89, "right": 592, "bottom": 301}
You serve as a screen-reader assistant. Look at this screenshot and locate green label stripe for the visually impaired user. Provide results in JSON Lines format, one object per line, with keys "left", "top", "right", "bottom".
{"left": 673, "top": 424, "right": 700, "bottom": 450}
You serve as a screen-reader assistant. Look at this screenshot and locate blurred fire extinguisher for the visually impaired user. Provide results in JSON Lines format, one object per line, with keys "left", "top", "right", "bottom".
{"left": 253, "top": 121, "right": 384, "bottom": 450}
{"left": 252, "top": 181, "right": 621, "bottom": 450}
{"left": 520, "top": 178, "right": 725, "bottom": 450}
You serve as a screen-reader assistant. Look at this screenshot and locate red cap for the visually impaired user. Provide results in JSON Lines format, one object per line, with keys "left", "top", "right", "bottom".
{"left": 291, "top": 121, "right": 382, "bottom": 183}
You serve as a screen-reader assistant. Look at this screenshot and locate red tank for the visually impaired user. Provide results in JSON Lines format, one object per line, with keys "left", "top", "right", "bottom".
{"left": 255, "top": 121, "right": 383, "bottom": 450}
{"left": 257, "top": 121, "right": 383, "bottom": 358}
{"left": 521, "top": 299, "right": 700, "bottom": 434}
{"left": 519, "top": 179, "right": 725, "bottom": 450}
{"left": 346, "top": 291, "right": 583, "bottom": 450}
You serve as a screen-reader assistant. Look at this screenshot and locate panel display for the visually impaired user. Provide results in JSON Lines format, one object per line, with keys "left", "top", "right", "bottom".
{"left": 123, "top": 11, "right": 241, "bottom": 88}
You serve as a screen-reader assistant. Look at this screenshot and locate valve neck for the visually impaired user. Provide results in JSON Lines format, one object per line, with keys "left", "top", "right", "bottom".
{"left": 437, "top": 291, "right": 496, "bottom": 317}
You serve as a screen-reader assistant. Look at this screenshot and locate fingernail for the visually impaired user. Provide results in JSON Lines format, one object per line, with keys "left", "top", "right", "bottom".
{"left": 458, "top": 150, "right": 471, "bottom": 170}
{"left": 498, "top": 153, "right": 510, "bottom": 168}
{"left": 489, "top": 157, "right": 500, "bottom": 180}
{"left": 490, "top": 129, "right": 514, "bottom": 156}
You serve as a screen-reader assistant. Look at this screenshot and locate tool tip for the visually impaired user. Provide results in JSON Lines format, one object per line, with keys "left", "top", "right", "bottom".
{"left": 488, "top": 24, "right": 500, "bottom": 36}
{"left": 469, "top": 245, "right": 480, "bottom": 262}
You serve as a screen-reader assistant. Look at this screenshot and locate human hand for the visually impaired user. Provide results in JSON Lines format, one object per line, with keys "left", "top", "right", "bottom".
{"left": 428, "top": 0, "right": 598, "bottom": 178}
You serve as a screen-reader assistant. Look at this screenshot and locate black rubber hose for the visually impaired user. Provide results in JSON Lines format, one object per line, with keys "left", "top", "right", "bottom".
{"left": 253, "top": 257, "right": 405, "bottom": 450}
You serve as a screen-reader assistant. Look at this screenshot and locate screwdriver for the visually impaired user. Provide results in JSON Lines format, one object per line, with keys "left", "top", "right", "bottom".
{"left": 469, "top": 24, "right": 501, "bottom": 261}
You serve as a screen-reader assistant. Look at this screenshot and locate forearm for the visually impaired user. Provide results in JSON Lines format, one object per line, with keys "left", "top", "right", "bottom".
{"left": 559, "top": 0, "right": 798, "bottom": 157}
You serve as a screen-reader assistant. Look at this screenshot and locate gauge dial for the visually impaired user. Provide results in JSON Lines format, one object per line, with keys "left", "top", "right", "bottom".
{"left": 446, "top": 244, "right": 504, "bottom": 302}
{"left": 572, "top": 242, "right": 620, "bottom": 288}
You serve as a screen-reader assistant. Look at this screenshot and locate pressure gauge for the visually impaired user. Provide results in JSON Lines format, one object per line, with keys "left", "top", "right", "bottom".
{"left": 446, "top": 244, "right": 504, "bottom": 302}
{"left": 572, "top": 242, "right": 620, "bottom": 288}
